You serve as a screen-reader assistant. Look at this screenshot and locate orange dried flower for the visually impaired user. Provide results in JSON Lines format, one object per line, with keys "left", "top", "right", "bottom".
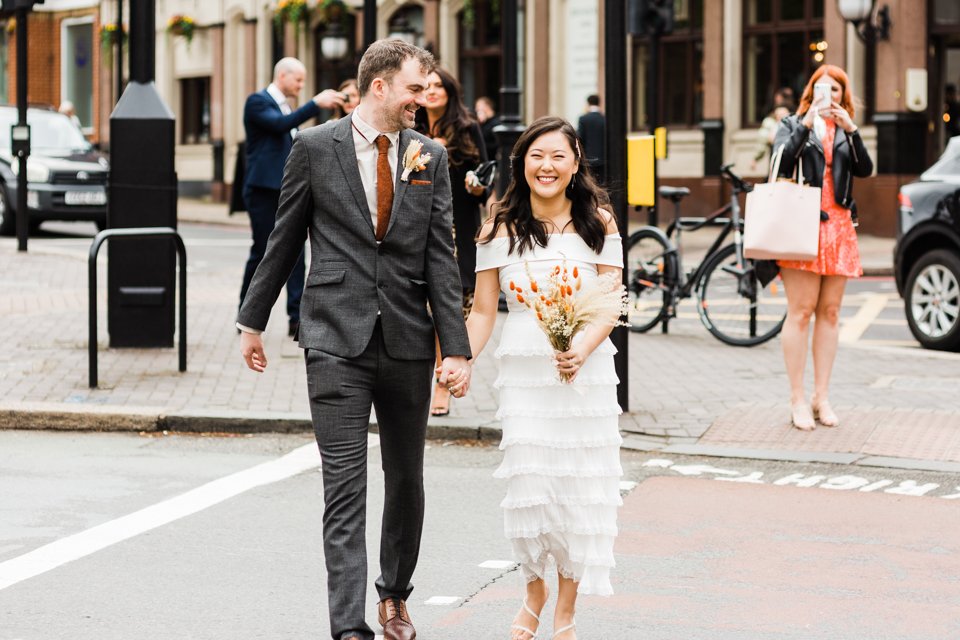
{"left": 573, "top": 266, "right": 579, "bottom": 278}
{"left": 567, "top": 285, "right": 573, "bottom": 296}
{"left": 517, "top": 294, "right": 525, "bottom": 303}
{"left": 530, "top": 282, "right": 538, "bottom": 293}
{"left": 509, "top": 281, "right": 516, "bottom": 291}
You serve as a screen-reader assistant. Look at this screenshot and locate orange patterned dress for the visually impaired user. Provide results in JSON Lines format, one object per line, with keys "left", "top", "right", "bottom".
{"left": 778, "top": 120, "right": 862, "bottom": 278}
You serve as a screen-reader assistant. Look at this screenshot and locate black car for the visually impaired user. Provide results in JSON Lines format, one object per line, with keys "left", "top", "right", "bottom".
{"left": 0, "top": 105, "right": 109, "bottom": 235}
{"left": 894, "top": 138, "right": 960, "bottom": 351}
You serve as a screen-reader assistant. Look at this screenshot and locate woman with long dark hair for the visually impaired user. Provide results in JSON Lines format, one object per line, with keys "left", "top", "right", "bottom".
{"left": 415, "top": 66, "right": 489, "bottom": 416}
{"left": 449, "top": 116, "right": 622, "bottom": 639}
{"left": 774, "top": 65, "right": 873, "bottom": 430}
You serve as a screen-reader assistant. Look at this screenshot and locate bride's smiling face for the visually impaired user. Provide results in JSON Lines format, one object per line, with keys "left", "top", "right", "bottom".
{"left": 523, "top": 130, "right": 579, "bottom": 201}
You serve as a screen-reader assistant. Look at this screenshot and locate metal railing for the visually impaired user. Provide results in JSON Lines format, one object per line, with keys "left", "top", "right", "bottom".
{"left": 88, "top": 227, "right": 187, "bottom": 388}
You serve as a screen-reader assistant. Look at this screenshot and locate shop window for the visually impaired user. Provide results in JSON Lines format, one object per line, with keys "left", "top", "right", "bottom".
{"left": 0, "top": 29, "right": 7, "bottom": 105}
{"left": 631, "top": 0, "right": 704, "bottom": 130}
{"left": 180, "top": 77, "right": 210, "bottom": 145}
{"left": 458, "top": 0, "right": 501, "bottom": 110}
{"left": 743, "top": 0, "right": 824, "bottom": 126}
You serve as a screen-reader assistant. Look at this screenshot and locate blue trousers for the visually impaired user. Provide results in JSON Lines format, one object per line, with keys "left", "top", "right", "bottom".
{"left": 239, "top": 186, "right": 304, "bottom": 322}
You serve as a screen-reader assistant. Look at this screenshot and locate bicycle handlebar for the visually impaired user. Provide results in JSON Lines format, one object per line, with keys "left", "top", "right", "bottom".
{"left": 720, "top": 163, "right": 753, "bottom": 193}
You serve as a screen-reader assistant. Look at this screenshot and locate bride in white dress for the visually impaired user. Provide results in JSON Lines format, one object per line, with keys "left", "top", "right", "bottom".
{"left": 449, "top": 116, "right": 623, "bottom": 640}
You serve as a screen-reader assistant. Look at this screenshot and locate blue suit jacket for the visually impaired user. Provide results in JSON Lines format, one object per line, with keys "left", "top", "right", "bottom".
{"left": 242, "top": 89, "right": 321, "bottom": 191}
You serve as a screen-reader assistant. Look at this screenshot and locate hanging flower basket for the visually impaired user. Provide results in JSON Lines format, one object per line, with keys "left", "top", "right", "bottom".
{"left": 167, "top": 14, "right": 196, "bottom": 44}
{"left": 100, "top": 23, "right": 127, "bottom": 51}
{"left": 274, "top": 0, "right": 311, "bottom": 30}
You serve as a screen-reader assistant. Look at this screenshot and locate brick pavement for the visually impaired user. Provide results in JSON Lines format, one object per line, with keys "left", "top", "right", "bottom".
{"left": 1, "top": 199, "right": 958, "bottom": 471}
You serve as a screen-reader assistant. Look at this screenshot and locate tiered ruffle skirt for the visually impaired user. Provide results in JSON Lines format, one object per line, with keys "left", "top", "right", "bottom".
{"left": 493, "top": 316, "right": 623, "bottom": 596}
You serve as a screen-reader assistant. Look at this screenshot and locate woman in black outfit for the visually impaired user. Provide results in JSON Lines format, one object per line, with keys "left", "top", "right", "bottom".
{"left": 415, "top": 66, "right": 488, "bottom": 416}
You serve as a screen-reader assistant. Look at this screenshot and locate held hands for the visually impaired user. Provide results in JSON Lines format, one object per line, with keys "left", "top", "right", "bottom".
{"left": 313, "top": 89, "right": 346, "bottom": 110}
{"left": 436, "top": 356, "right": 472, "bottom": 398}
{"left": 240, "top": 332, "right": 268, "bottom": 373}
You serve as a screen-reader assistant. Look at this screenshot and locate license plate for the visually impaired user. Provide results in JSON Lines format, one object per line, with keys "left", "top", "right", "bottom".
{"left": 64, "top": 190, "right": 107, "bottom": 206}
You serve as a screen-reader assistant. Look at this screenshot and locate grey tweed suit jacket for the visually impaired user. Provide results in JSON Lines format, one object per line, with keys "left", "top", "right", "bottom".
{"left": 237, "top": 114, "right": 472, "bottom": 361}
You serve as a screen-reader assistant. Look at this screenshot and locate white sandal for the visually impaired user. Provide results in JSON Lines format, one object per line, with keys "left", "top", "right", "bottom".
{"left": 510, "top": 599, "right": 542, "bottom": 639}
{"left": 553, "top": 620, "right": 576, "bottom": 638}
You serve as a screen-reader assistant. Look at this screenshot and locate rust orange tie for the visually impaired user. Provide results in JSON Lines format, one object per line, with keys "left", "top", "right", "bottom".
{"left": 375, "top": 135, "right": 394, "bottom": 241}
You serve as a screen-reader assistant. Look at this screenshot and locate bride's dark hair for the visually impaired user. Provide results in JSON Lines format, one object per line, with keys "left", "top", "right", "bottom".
{"left": 479, "top": 116, "right": 610, "bottom": 256}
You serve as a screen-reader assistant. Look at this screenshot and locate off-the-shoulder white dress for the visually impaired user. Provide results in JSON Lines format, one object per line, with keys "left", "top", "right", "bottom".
{"left": 475, "top": 233, "right": 623, "bottom": 596}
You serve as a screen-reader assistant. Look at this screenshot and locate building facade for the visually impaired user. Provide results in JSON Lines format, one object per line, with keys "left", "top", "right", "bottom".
{"left": 11, "top": 1, "right": 954, "bottom": 237}
{"left": 632, "top": 0, "right": 960, "bottom": 237}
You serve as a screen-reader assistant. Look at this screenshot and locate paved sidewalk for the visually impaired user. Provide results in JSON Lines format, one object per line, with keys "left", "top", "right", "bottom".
{"left": 1, "top": 198, "right": 957, "bottom": 472}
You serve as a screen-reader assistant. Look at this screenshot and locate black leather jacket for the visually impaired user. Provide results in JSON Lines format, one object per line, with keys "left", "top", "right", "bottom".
{"left": 772, "top": 114, "right": 873, "bottom": 216}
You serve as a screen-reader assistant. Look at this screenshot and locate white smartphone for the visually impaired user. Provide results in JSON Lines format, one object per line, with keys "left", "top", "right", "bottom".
{"left": 813, "top": 82, "right": 832, "bottom": 112}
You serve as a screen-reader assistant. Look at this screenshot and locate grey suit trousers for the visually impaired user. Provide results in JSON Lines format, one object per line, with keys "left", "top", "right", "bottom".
{"left": 306, "top": 320, "right": 433, "bottom": 640}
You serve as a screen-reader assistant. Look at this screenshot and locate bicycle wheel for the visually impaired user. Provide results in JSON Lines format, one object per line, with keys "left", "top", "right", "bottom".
{"left": 626, "top": 228, "right": 672, "bottom": 333}
{"left": 696, "top": 244, "right": 786, "bottom": 346}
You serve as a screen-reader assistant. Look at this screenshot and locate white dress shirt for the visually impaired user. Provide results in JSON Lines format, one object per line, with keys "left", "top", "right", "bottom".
{"left": 266, "top": 83, "right": 296, "bottom": 139}
{"left": 350, "top": 107, "right": 399, "bottom": 231}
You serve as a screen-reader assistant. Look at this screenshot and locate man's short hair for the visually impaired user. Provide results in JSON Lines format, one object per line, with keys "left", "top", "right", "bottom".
{"left": 587, "top": 94, "right": 601, "bottom": 107}
{"left": 274, "top": 57, "right": 305, "bottom": 79}
{"left": 476, "top": 96, "right": 496, "bottom": 111}
{"left": 357, "top": 39, "right": 435, "bottom": 97}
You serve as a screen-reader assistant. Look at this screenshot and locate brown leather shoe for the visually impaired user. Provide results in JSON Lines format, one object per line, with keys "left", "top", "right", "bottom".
{"left": 378, "top": 597, "right": 416, "bottom": 640}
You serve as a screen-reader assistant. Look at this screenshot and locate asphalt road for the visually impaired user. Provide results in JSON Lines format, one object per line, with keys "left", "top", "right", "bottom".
{"left": 2, "top": 431, "right": 958, "bottom": 639}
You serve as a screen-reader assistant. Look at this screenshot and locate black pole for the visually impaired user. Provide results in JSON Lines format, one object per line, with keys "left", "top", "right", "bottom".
{"left": 604, "top": 0, "right": 628, "bottom": 411}
{"left": 646, "top": 31, "right": 660, "bottom": 227}
{"left": 115, "top": 0, "right": 123, "bottom": 105}
{"left": 15, "top": 6, "right": 27, "bottom": 252}
{"left": 128, "top": 0, "right": 153, "bottom": 83}
{"left": 493, "top": 0, "right": 524, "bottom": 197}
{"left": 363, "top": 0, "right": 376, "bottom": 51}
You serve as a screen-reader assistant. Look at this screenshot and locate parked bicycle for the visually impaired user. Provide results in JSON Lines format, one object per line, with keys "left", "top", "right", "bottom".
{"left": 626, "top": 164, "right": 786, "bottom": 346}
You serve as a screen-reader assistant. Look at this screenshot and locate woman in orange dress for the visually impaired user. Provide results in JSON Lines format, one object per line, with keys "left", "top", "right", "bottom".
{"left": 773, "top": 65, "right": 873, "bottom": 430}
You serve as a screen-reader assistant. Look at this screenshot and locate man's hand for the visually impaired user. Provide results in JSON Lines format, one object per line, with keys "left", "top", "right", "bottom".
{"left": 240, "top": 331, "right": 268, "bottom": 373}
{"left": 437, "top": 356, "right": 472, "bottom": 398}
{"left": 313, "top": 89, "right": 346, "bottom": 110}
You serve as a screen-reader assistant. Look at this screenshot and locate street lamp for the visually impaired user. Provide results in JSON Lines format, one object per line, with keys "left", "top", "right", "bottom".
{"left": 837, "top": 0, "right": 891, "bottom": 43}
{"left": 320, "top": 22, "right": 349, "bottom": 61}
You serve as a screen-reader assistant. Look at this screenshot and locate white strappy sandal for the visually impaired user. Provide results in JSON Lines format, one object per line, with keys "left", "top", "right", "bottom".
{"left": 510, "top": 599, "right": 542, "bottom": 639}
{"left": 553, "top": 620, "right": 576, "bottom": 639}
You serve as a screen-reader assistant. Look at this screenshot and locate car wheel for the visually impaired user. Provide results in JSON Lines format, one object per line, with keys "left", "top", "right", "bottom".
{"left": 904, "top": 249, "right": 960, "bottom": 352}
{"left": 0, "top": 185, "right": 14, "bottom": 236}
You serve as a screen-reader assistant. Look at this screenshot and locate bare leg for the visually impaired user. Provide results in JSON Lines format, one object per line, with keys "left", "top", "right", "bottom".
{"left": 812, "top": 275, "right": 847, "bottom": 426}
{"left": 510, "top": 578, "right": 548, "bottom": 640}
{"left": 553, "top": 575, "right": 578, "bottom": 639}
{"left": 779, "top": 268, "right": 822, "bottom": 429}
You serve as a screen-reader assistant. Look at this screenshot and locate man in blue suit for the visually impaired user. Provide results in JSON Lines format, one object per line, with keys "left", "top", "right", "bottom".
{"left": 239, "top": 57, "right": 344, "bottom": 337}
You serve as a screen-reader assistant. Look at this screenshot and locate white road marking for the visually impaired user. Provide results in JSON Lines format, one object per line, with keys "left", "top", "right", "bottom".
{"left": 0, "top": 435, "right": 380, "bottom": 592}
{"left": 425, "top": 596, "right": 461, "bottom": 605}
{"left": 652, "top": 460, "right": 954, "bottom": 499}
{"left": 839, "top": 293, "right": 900, "bottom": 344}
{"left": 478, "top": 560, "right": 515, "bottom": 569}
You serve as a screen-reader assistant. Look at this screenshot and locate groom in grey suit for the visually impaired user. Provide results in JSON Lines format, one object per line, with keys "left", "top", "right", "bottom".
{"left": 238, "top": 40, "right": 472, "bottom": 640}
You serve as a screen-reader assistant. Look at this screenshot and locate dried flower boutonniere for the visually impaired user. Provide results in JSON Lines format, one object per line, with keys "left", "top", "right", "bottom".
{"left": 401, "top": 140, "right": 432, "bottom": 182}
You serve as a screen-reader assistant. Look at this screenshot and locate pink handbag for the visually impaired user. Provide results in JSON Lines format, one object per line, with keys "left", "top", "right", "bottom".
{"left": 743, "top": 145, "right": 821, "bottom": 261}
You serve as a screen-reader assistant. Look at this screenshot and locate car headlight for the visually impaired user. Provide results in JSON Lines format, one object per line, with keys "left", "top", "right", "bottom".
{"left": 10, "top": 160, "right": 51, "bottom": 183}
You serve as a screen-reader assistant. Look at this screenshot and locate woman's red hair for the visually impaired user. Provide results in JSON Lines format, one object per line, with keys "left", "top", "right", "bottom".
{"left": 797, "top": 65, "right": 856, "bottom": 118}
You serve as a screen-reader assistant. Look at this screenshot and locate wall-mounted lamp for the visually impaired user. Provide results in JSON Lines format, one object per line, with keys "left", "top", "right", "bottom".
{"left": 837, "top": 0, "right": 891, "bottom": 44}
{"left": 320, "top": 21, "right": 349, "bottom": 62}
